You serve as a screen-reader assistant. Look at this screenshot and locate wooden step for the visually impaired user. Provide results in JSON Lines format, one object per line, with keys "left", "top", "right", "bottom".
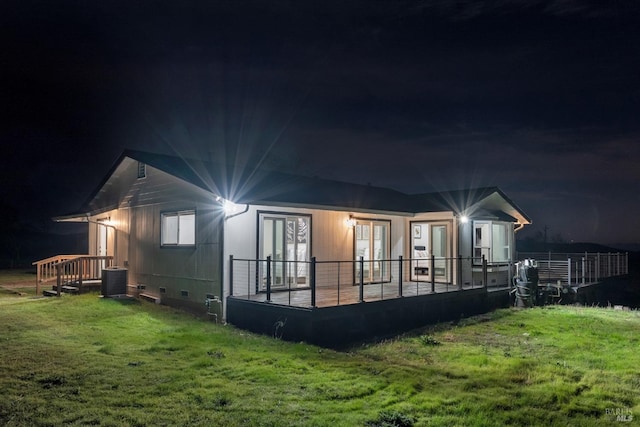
{"left": 42, "top": 290, "right": 58, "bottom": 297}
{"left": 61, "top": 285, "right": 79, "bottom": 294}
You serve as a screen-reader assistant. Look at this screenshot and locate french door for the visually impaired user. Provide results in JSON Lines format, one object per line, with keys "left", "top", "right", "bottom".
{"left": 411, "top": 222, "right": 450, "bottom": 282}
{"left": 354, "top": 220, "right": 390, "bottom": 283}
{"left": 260, "top": 214, "right": 310, "bottom": 290}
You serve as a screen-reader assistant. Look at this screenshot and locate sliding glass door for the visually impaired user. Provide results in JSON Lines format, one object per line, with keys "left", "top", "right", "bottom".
{"left": 411, "top": 222, "right": 450, "bottom": 282}
{"left": 354, "top": 220, "right": 390, "bottom": 283}
{"left": 260, "top": 214, "right": 310, "bottom": 290}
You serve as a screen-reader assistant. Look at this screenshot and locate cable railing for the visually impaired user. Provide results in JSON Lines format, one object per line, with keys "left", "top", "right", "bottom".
{"left": 517, "top": 252, "right": 628, "bottom": 286}
{"left": 229, "top": 255, "right": 513, "bottom": 308}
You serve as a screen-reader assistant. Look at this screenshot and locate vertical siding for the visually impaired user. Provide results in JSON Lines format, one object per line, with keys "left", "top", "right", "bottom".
{"left": 91, "top": 162, "right": 224, "bottom": 313}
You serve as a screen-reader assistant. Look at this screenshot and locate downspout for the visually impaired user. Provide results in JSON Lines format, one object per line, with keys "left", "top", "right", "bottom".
{"left": 220, "top": 202, "right": 249, "bottom": 322}
{"left": 514, "top": 223, "right": 525, "bottom": 233}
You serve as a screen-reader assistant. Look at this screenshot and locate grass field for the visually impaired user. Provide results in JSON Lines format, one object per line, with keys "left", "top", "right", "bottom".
{"left": 1, "top": 270, "right": 638, "bottom": 426}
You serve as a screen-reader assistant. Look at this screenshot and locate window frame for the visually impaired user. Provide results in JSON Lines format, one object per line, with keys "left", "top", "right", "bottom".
{"left": 472, "top": 220, "right": 512, "bottom": 264}
{"left": 160, "top": 209, "right": 196, "bottom": 247}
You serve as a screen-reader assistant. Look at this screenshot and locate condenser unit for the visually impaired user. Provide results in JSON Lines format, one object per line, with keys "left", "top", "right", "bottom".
{"left": 101, "top": 267, "right": 128, "bottom": 297}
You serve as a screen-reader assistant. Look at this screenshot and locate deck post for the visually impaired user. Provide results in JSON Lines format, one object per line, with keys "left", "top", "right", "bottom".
{"left": 78, "top": 258, "right": 84, "bottom": 292}
{"left": 36, "top": 264, "right": 41, "bottom": 296}
{"left": 56, "top": 263, "right": 62, "bottom": 297}
{"left": 457, "top": 255, "right": 462, "bottom": 290}
{"left": 596, "top": 252, "right": 600, "bottom": 282}
{"left": 229, "top": 255, "right": 234, "bottom": 296}
{"left": 581, "top": 257, "right": 585, "bottom": 285}
{"left": 430, "top": 255, "right": 435, "bottom": 293}
{"left": 482, "top": 256, "right": 488, "bottom": 290}
{"left": 358, "top": 256, "right": 364, "bottom": 303}
{"left": 266, "top": 256, "right": 272, "bottom": 302}
{"left": 398, "top": 256, "right": 403, "bottom": 297}
{"left": 567, "top": 257, "right": 571, "bottom": 286}
{"left": 310, "top": 257, "right": 317, "bottom": 308}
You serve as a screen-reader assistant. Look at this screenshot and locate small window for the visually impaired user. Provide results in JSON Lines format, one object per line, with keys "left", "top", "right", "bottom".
{"left": 137, "top": 162, "right": 146, "bottom": 179}
{"left": 161, "top": 210, "right": 195, "bottom": 246}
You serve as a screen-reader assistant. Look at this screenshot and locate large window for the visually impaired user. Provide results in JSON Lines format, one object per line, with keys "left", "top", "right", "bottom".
{"left": 259, "top": 213, "right": 310, "bottom": 289}
{"left": 473, "top": 221, "right": 512, "bottom": 263}
{"left": 161, "top": 210, "right": 195, "bottom": 246}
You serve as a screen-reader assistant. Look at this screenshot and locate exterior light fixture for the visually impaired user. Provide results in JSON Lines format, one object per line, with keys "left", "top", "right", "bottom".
{"left": 460, "top": 215, "right": 469, "bottom": 224}
{"left": 346, "top": 215, "right": 357, "bottom": 228}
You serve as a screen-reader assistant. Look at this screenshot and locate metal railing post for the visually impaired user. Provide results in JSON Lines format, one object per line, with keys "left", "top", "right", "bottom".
{"left": 482, "top": 256, "right": 488, "bottom": 290}
{"left": 398, "top": 256, "right": 403, "bottom": 297}
{"left": 581, "top": 257, "right": 585, "bottom": 285}
{"left": 266, "top": 255, "right": 272, "bottom": 302}
{"left": 457, "top": 255, "right": 462, "bottom": 290}
{"left": 310, "top": 257, "right": 316, "bottom": 308}
{"left": 567, "top": 257, "right": 571, "bottom": 286}
{"left": 358, "top": 256, "right": 364, "bottom": 303}
{"left": 229, "top": 255, "right": 234, "bottom": 296}
{"left": 431, "top": 255, "right": 435, "bottom": 293}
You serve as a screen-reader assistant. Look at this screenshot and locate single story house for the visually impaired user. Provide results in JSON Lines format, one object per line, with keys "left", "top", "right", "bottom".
{"left": 54, "top": 149, "right": 531, "bottom": 345}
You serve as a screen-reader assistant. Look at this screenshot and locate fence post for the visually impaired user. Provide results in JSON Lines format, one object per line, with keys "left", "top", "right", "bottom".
{"left": 482, "top": 255, "right": 488, "bottom": 291}
{"left": 431, "top": 255, "right": 435, "bottom": 293}
{"left": 310, "top": 257, "right": 316, "bottom": 308}
{"left": 358, "top": 256, "right": 364, "bottom": 303}
{"left": 266, "top": 256, "right": 272, "bottom": 302}
{"left": 398, "top": 256, "right": 403, "bottom": 297}
{"left": 567, "top": 257, "right": 571, "bottom": 286}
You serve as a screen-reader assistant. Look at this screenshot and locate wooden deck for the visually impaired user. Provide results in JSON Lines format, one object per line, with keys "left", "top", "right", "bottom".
{"left": 233, "top": 281, "right": 505, "bottom": 308}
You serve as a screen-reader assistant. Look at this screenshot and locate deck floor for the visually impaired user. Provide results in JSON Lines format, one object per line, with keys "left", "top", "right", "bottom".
{"left": 233, "top": 281, "right": 504, "bottom": 308}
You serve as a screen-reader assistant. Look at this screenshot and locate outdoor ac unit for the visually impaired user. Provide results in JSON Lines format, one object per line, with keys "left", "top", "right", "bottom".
{"left": 101, "top": 267, "right": 128, "bottom": 297}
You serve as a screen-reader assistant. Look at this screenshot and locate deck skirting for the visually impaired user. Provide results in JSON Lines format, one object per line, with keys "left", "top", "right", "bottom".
{"left": 227, "top": 288, "right": 510, "bottom": 347}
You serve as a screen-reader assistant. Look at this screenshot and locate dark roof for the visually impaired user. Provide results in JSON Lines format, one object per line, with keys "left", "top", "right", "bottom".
{"left": 58, "top": 149, "right": 530, "bottom": 222}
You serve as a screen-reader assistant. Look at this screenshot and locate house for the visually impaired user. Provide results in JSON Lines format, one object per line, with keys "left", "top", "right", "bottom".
{"left": 51, "top": 149, "right": 532, "bottom": 345}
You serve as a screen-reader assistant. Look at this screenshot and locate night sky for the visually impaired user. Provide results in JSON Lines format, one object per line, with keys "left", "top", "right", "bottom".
{"left": 2, "top": 0, "right": 640, "bottom": 247}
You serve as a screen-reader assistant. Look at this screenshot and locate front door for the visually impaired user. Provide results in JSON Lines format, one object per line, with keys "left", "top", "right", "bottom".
{"left": 96, "top": 219, "right": 109, "bottom": 277}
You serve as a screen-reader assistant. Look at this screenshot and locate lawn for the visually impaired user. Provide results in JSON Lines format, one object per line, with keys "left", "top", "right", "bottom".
{"left": 0, "top": 270, "right": 638, "bottom": 426}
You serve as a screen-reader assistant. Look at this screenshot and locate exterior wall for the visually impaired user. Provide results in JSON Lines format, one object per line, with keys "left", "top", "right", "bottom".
{"left": 89, "top": 163, "right": 224, "bottom": 315}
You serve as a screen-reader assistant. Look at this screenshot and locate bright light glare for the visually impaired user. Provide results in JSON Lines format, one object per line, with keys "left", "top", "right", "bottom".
{"left": 346, "top": 217, "right": 357, "bottom": 228}
{"left": 223, "top": 200, "right": 244, "bottom": 216}
{"left": 460, "top": 215, "right": 469, "bottom": 224}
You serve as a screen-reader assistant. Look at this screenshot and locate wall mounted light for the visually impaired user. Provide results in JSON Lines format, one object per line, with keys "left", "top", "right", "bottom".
{"left": 459, "top": 215, "right": 469, "bottom": 224}
{"left": 346, "top": 215, "right": 357, "bottom": 228}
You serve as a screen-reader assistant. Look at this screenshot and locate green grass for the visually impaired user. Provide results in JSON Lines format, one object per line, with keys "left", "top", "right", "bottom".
{"left": 0, "top": 275, "right": 638, "bottom": 426}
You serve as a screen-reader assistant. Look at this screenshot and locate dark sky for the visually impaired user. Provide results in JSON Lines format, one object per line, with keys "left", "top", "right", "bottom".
{"left": 2, "top": 0, "right": 640, "bottom": 245}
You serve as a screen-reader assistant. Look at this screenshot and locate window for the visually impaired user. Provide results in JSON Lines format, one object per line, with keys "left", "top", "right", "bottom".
{"left": 473, "top": 221, "right": 512, "bottom": 263}
{"left": 137, "top": 162, "right": 146, "bottom": 179}
{"left": 161, "top": 210, "right": 195, "bottom": 246}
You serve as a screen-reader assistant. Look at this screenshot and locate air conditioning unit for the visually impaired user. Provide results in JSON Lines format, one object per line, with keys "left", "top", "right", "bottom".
{"left": 101, "top": 267, "right": 128, "bottom": 297}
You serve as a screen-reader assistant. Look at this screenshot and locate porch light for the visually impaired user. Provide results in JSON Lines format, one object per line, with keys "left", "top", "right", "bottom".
{"left": 346, "top": 216, "right": 357, "bottom": 228}
{"left": 223, "top": 200, "right": 242, "bottom": 216}
{"left": 460, "top": 215, "right": 469, "bottom": 224}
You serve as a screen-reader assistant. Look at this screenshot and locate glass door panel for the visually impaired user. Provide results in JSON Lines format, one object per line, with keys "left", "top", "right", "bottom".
{"left": 261, "top": 217, "right": 285, "bottom": 289}
{"left": 355, "top": 220, "right": 390, "bottom": 283}
{"left": 432, "top": 225, "right": 448, "bottom": 281}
